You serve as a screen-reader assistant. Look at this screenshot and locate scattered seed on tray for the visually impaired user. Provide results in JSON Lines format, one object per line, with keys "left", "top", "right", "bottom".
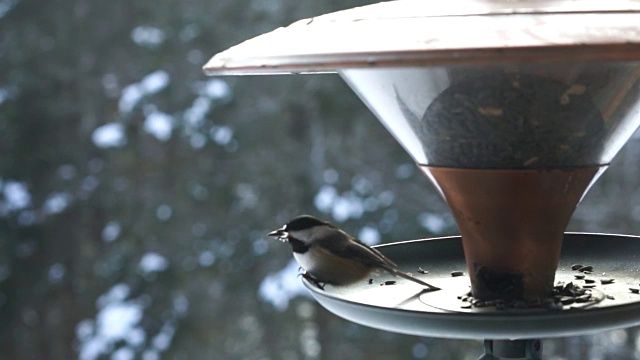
{"left": 368, "top": 278, "right": 373, "bottom": 284}
{"left": 600, "top": 278, "right": 614, "bottom": 285}
{"left": 456, "top": 281, "right": 604, "bottom": 311}
{"left": 630, "top": 287, "right": 640, "bottom": 294}
{"left": 575, "top": 294, "right": 592, "bottom": 303}
{"left": 451, "top": 271, "right": 464, "bottom": 277}
{"left": 574, "top": 274, "right": 585, "bottom": 280}
{"left": 571, "top": 264, "right": 583, "bottom": 270}
{"left": 584, "top": 279, "right": 596, "bottom": 284}
{"left": 578, "top": 265, "right": 594, "bottom": 273}
{"left": 417, "top": 267, "right": 429, "bottom": 274}
{"left": 606, "top": 295, "right": 615, "bottom": 300}
{"left": 381, "top": 280, "right": 396, "bottom": 286}
{"left": 560, "top": 297, "right": 575, "bottom": 305}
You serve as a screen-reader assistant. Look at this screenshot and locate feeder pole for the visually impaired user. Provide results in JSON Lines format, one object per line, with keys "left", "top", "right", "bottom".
{"left": 478, "top": 339, "right": 542, "bottom": 360}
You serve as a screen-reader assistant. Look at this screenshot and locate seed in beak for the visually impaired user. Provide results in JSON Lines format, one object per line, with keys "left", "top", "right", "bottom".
{"left": 267, "top": 227, "right": 288, "bottom": 240}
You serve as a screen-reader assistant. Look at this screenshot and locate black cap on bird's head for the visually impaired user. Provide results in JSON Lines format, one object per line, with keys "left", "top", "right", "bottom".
{"left": 284, "top": 215, "right": 329, "bottom": 231}
{"left": 267, "top": 215, "right": 330, "bottom": 242}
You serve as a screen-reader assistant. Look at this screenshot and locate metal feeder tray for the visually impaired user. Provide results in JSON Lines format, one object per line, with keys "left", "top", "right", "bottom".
{"left": 303, "top": 233, "right": 640, "bottom": 340}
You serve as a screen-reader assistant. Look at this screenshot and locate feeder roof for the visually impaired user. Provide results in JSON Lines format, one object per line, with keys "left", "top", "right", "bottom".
{"left": 203, "top": 0, "right": 640, "bottom": 75}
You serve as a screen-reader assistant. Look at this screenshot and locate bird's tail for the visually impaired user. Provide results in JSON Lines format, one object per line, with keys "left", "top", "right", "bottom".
{"left": 384, "top": 266, "right": 440, "bottom": 291}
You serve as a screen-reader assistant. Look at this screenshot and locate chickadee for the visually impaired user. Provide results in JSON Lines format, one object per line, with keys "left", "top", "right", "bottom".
{"left": 268, "top": 215, "right": 440, "bottom": 291}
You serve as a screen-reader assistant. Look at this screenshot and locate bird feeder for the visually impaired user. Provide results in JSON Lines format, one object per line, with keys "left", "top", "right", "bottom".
{"left": 204, "top": 0, "right": 640, "bottom": 357}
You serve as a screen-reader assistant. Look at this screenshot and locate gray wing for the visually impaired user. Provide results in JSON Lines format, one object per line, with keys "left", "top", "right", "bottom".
{"left": 316, "top": 228, "right": 441, "bottom": 291}
{"left": 315, "top": 229, "right": 397, "bottom": 269}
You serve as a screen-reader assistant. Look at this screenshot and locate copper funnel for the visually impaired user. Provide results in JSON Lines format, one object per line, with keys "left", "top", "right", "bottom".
{"left": 343, "top": 62, "right": 640, "bottom": 299}
{"left": 423, "top": 166, "right": 604, "bottom": 299}
{"left": 203, "top": 1, "right": 640, "bottom": 300}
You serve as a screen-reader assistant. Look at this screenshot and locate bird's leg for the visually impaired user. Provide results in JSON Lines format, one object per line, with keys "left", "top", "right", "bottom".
{"left": 298, "top": 270, "right": 325, "bottom": 290}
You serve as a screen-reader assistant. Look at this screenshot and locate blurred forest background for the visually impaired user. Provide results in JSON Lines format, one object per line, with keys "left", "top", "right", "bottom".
{"left": 2, "top": 0, "right": 640, "bottom": 359}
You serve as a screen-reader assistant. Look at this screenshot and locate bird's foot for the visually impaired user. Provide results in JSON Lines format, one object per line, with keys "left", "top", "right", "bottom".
{"left": 298, "top": 271, "right": 325, "bottom": 290}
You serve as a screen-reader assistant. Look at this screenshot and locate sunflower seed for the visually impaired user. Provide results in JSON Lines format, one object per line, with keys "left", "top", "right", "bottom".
{"left": 578, "top": 265, "right": 594, "bottom": 272}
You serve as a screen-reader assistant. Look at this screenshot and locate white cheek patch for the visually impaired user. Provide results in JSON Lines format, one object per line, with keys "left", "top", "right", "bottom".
{"left": 288, "top": 228, "right": 315, "bottom": 244}
{"left": 291, "top": 226, "right": 335, "bottom": 243}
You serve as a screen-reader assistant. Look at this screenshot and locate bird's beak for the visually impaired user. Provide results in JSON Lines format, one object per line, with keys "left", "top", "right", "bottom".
{"left": 267, "top": 227, "right": 288, "bottom": 242}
